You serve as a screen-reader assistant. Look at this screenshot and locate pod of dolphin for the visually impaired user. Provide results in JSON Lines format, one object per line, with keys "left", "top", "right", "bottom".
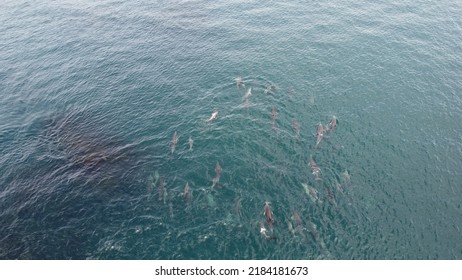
{"left": 151, "top": 76, "right": 351, "bottom": 245}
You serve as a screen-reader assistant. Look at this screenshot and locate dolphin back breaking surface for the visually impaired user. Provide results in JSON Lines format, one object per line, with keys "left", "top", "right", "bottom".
{"left": 263, "top": 201, "right": 274, "bottom": 230}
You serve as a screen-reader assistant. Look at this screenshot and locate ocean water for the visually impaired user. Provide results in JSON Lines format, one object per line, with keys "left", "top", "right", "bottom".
{"left": 1, "top": 0, "right": 461, "bottom": 260}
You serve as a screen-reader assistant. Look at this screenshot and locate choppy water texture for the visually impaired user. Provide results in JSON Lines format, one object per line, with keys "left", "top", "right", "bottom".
{"left": 1, "top": 0, "right": 462, "bottom": 259}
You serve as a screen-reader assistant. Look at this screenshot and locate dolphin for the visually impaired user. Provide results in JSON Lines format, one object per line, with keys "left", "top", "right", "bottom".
{"left": 326, "top": 187, "right": 337, "bottom": 206}
{"left": 244, "top": 87, "right": 252, "bottom": 98}
{"left": 234, "top": 77, "right": 245, "bottom": 89}
{"left": 328, "top": 116, "right": 337, "bottom": 132}
{"left": 153, "top": 170, "right": 159, "bottom": 185}
{"left": 291, "top": 211, "right": 303, "bottom": 228}
{"left": 158, "top": 176, "right": 165, "bottom": 202}
{"left": 309, "top": 155, "right": 322, "bottom": 181}
{"left": 341, "top": 170, "right": 351, "bottom": 184}
{"left": 212, "top": 162, "right": 222, "bottom": 189}
{"left": 146, "top": 175, "right": 154, "bottom": 194}
{"left": 315, "top": 123, "right": 325, "bottom": 149}
{"left": 206, "top": 191, "right": 216, "bottom": 208}
{"left": 163, "top": 186, "right": 168, "bottom": 205}
{"left": 291, "top": 211, "right": 306, "bottom": 236}
{"left": 307, "top": 221, "right": 319, "bottom": 242}
{"left": 340, "top": 169, "right": 351, "bottom": 182}
{"left": 184, "top": 182, "right": 192, "bottom": 204}
{"left": 168, "top": 202, "right": 174, "bottom": 218}
{"left": 307, "top": 220, "right": 331, "bottom": 258}
{"left": 188, "top": 136, "right": 193, "bottom": 151}
{"left": 293, "top": 118, "right": 300, "bottom": 136}
{"left": 264, "top": 84, "right": 277, "bottom": 94}
{"left": 287, "top": 220, "right": 295, "bottom": 235}
{"left": 271, "top": 106, "right": 276, "bottom": 128}
{"left": 215, "top": 162, "right": 222, "bottom": 177}
{"left": 234, "top": 196, "right": 242, "bottom": 218}
{"left": 264, "top": 201, "right": 274, "bottom": 230}
{"left": 147, "top": 170, "right": 160, "bottom": 194}
{"left": 302, "top": 183, "right": 321, "bottom": 203}
{"left": 208, "top": 111, "right": 218, "bottom": 123}
{"left": 171, "top": 131, "right": 178, "bottom": 154}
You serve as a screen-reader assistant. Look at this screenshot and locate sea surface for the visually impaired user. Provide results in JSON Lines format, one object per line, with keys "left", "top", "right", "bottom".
{"left": 1, "top": 0, "right": 461, "bottom": 259}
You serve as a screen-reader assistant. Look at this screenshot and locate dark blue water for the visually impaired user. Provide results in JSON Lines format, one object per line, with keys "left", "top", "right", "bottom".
{"left": 1, "top": 0, "right": 461, "bottom": 259}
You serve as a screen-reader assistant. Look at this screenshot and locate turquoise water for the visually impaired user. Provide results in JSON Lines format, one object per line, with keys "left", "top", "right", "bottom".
{"left": 1, "top": 0, "right": 461, "bottom": 259}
